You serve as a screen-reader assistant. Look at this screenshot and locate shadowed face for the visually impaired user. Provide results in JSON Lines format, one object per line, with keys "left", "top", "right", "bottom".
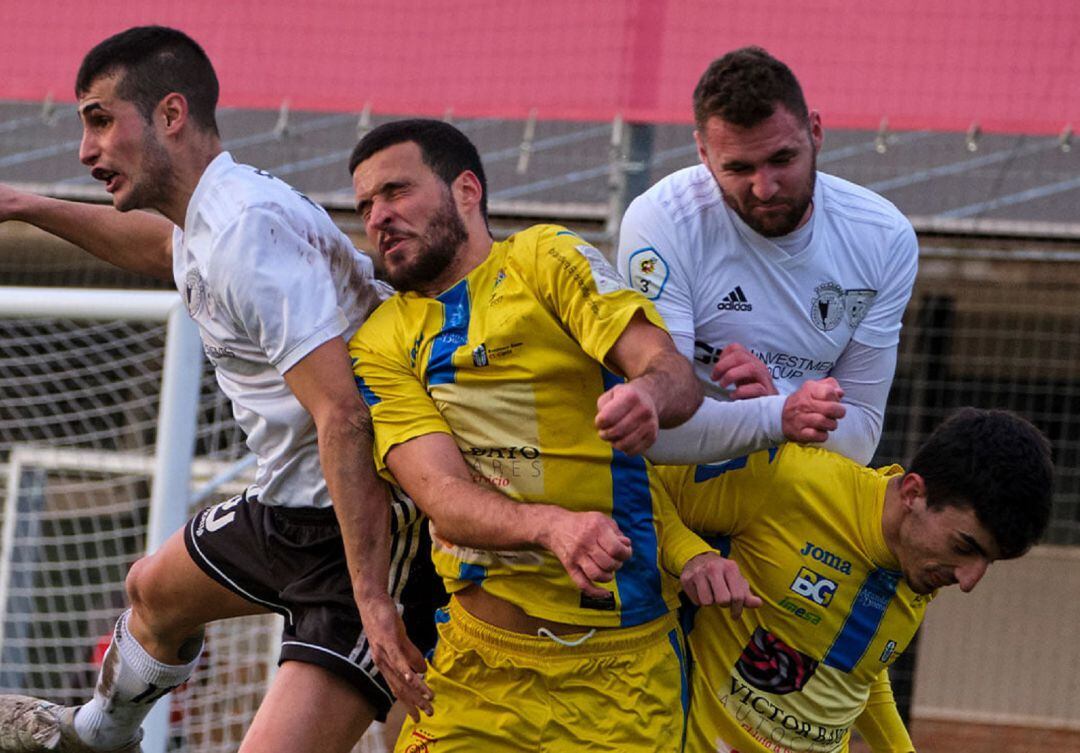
{"left": 696, "top": 105, "right": 821, "bottom": 237}
{"left": 78, "top": 73, "right": 174, "bottom": 213}
{"left": 894, "top": 493, "right": 1000, "bottom": 595}
{"left": 352, "top": 141, "right": 468, "bottom": 293}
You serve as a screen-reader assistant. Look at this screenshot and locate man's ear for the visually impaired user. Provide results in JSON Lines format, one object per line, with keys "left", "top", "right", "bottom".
{"left": 452, "top": 170, "right": 483, "bottom": 215}
{"left": 158, "top": 92, "right": 188, "bottom": 134}
{"left": 899, "top": 472, "right": 927, "bottom": 512}
{"left": 808, "top": 109, "right": 824, "bottom": 152}
{"left": 694, "top": 129, "right": 709, "bottom": 167}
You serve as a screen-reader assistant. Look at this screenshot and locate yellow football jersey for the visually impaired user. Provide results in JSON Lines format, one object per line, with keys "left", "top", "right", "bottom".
{"left": 658, "top": 445, "right": 929, "bottom": 753}
{"left": 351, "top": 224, "right": 712, "bottom": 628}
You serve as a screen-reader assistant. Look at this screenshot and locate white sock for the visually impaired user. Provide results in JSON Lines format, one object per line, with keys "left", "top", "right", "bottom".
{"left": 73, "top": 610, "right": 201, "bottom": 749}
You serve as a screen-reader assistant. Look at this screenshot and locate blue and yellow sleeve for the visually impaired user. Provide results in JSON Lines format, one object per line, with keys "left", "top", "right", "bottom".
{"left": 349, "top": 310, "right": 453, "bottom": 480}
{"left": 524, "top": 225, "right": 667, "bottom": 367}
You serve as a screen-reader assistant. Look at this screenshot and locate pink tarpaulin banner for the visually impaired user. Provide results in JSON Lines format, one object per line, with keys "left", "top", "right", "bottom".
{"left": 1, "top": 0, "right": 1075, "bottom": 134}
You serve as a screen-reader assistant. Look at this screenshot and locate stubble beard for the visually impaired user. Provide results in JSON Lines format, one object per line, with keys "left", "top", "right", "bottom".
{"left": 115, "top": 125, "right": 175, "bottom": 213}
{"left": 725, "top": 142, "right": 819, "bottom": 238}
{"left": 386, "top": 189, "right": 469, "bottom": 293}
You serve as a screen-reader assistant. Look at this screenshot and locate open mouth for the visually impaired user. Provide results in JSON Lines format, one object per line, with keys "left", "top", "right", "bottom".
{"left": 379, "top": 232, "right": 412, "bottom": 257}
{"left": 91, "top": 167, "right": 120, "bottom": 192}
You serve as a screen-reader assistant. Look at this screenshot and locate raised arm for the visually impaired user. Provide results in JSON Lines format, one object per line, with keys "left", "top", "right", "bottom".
{"left": 0, "top": 184, "right": 173, "bottom": 280}
{"left": 385, "top": 431, "right": 632, "bottom": 599}
{"left": 595, "top": 310, "right": 704, "bottom": 455}
{"left": 817, "top": 340, "right": 895, "bottom": 465}
{"left": 283, "top": 337, "right": 432, "bottom": 719}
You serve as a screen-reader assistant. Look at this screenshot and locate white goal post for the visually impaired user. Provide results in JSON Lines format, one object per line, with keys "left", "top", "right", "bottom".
{"left": 0, "top": 287, "right": 283, "bottom": 753}
{"left": 0, "top": 286, "right": 393, "bottom": 753}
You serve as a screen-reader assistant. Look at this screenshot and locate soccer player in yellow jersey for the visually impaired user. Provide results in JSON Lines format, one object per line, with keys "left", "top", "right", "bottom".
{"left": 659, "top": 407, "right": 1053, "bottom": 753}
{"left": 346, "top": 119, "right": 795, "bottom": 752}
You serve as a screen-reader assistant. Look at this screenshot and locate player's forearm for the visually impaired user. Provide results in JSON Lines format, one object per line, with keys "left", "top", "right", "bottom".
{"left": 820, "top": 402, "right": 882, "bottom": 465}
{"left": 319, "top": 409, "right": 394, "bottom": 603}
{"left": 632, "top": 350, "right": 703, "bottom": 428}
{"left": 821, "top": 341, "right": 894, "bottom": 464}
{"left": 647, "top": 394, "right": 786, "bottom": 465}
{"left": 854, "top": 671, "right": 915, "bottom": 752}
{"left": 411, "top": 474, "right": 563, "bottom": 551}
{"left": 4, "top": 191, "right": 173, "bottom": 280}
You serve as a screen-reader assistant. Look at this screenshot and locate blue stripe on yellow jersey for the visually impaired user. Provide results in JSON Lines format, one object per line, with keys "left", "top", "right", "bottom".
{"left": 657, "top": 445, "right": 928, "bottom": 752}
{"left": 350, "top": 224, "right": 713, "bottom": 627}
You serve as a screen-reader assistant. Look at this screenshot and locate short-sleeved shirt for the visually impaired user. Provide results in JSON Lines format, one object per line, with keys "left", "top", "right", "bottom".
{"left": 173, "top": 152, "right": 391, "bottom": 508}
{"left": 618, "top": 166, "right": 918, "bottom": 400}
{"left": 351, "top": 224, "right": 712, "bottom": 628}
{"left": 658, "top": 445, "right": 932, "bottom": 752}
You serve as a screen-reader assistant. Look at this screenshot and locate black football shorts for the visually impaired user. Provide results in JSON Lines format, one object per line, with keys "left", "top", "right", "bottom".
{"left": 183, "top": 486, "right": 446, "bottom": 720}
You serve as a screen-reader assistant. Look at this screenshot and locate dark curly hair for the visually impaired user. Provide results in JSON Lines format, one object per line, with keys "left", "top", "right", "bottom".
{"left": 909, "top": 408, "right": 1054, "bottom": 559}
{"left": 693, "top": 46, "right": 809, "bottom": 130}
{"left": 76, "top": 26, "right": 219, "bottom": 136}
{"left": 348, "top": 119, "right": 488, "bottom": 223}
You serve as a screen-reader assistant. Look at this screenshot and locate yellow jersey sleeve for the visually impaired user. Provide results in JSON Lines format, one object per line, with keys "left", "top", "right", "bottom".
{"left": 349, "top": 303, "right": 454, "bottom": 479}
{"left": 854, "top": 670, "right": 916, "bottom": 753}
{"left": 525, "top": 225, "right": 668, "bottom": 367}
{"left": 658, "top": 447, "right": 785, "bottom": 537}
{"left": 653, "top": 490, "right": 719, "bottom": 576}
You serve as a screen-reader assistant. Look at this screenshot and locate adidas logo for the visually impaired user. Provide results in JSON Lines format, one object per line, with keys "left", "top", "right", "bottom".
{"left": 716, "top": 286, "right": 753, "bottom": 311}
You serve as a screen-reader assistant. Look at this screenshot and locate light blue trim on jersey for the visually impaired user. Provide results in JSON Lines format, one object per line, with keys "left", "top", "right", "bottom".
{"left": 427, "top": 280, "right": 471, "bottom": 387}
{"left": 823, "top": 567, "right": 901, "bottom": 673}
{"left": 353, "top": 375, "right": 380, "bottom": 406}
{"left": 602, "top": 369, "right": 666, "bottom": 627}
{"left": 627, "top": 246, "right": 670, "bottom": 301}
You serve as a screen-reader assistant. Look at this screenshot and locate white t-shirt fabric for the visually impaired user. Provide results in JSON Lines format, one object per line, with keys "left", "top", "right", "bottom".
{"left": 618, "top": 164, "right": 918, "bottom": 465}
{"left": 173, "top": 152, "right": 391, "bottom": 508}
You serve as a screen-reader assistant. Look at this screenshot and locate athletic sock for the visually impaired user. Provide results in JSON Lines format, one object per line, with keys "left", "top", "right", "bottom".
{"left": 73, "top": 609, "right": 202, "bottom": 749}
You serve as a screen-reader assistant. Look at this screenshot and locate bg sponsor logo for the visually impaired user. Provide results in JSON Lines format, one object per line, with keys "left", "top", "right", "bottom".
{"left": 789, "top": 567, "right": 837, "bottom": 607}
{"left": 799, "top": 541, "right": 852, "bottom": 575}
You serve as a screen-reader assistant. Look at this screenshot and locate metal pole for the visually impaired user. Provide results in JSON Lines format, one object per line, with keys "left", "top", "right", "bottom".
{"left": 141, "top": 303, "right": 202, "bottom": 753}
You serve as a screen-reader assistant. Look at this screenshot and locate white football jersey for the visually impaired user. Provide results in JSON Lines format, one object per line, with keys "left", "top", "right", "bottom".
{"left": 619, "top": 165, "right": 917, "bottom": 402}
{"left": 173, "top": 152, "right": 391, "bottom": 508}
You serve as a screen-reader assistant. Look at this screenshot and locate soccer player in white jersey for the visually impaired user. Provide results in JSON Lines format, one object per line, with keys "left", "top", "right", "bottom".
{"left": 0, "top": 25, "right": 456, "bottom": 753}
{"left": 619, "top": 46, "right": 918, "bottom": 467}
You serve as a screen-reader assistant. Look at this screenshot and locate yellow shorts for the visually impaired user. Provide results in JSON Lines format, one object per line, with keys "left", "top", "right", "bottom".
{"left": 395, "top": 597, "right": 689, "bottom": 753}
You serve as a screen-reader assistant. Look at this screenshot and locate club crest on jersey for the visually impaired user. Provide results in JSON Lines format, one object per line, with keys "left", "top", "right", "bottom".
{"left": 879, "top": 639, "right": 898, "bottom": 663}
{"left": 627, "top": 247, "right": 668, "bottom": 300}
{"left": 810, "top": 281, "right": 844, "bottom": 331}
{"left": 844, "top": 288, "right": 877, "bottom": 328}
{"left": 472, "top": 344, "right": 489, "bottom": 367}
{"left": 184, "top": 268, "right": 207, "bottom": 317}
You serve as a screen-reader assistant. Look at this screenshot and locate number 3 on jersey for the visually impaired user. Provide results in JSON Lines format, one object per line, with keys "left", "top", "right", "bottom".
{"left": 627, "top": 247, "right": 669, "bottom": 301}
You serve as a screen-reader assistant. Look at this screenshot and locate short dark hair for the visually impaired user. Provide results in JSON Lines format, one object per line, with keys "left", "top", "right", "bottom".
{"left": 909, "top": 407, "right": 1054, "bottom": 559}
{"left": 76, "top": 26, "right": 219, "bottom": 135}
{"left": 693, "top": 46, "right": 809, "bottom": 130}
{"left": 348, "top": 119, "right": 488, "bottom": 222}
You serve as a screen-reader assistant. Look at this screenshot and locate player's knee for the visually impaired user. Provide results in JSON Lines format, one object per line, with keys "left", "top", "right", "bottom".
{"left": 125, "top": 554, "right": 180, "bottom": 631}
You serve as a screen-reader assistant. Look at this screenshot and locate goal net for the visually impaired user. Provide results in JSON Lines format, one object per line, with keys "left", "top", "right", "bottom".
{"left": 0, "top": 288, "right": 393, "bottom": 753}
